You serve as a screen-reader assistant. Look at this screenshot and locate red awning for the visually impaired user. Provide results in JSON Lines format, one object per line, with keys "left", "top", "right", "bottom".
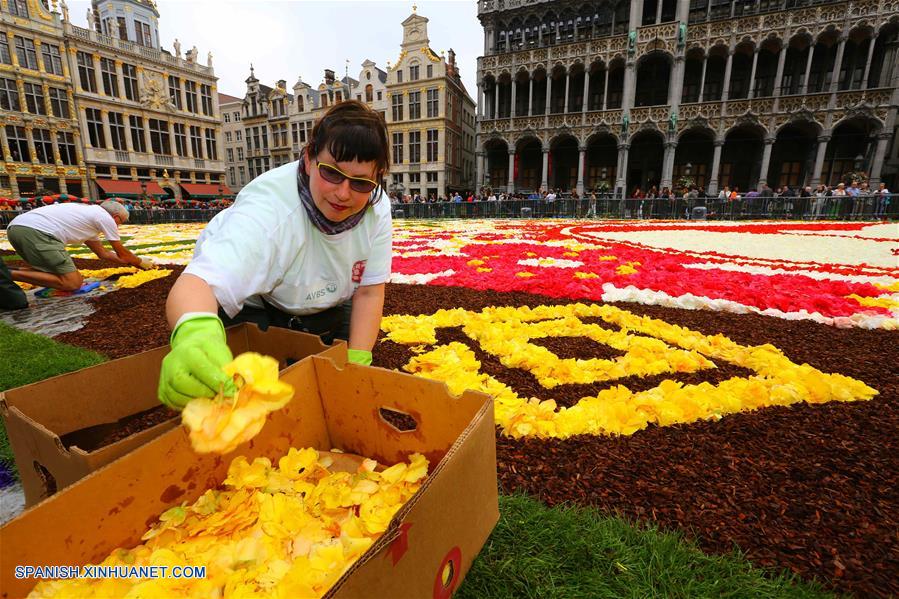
{"left": 95, "top": 179, "right": 167, "bottom": 197}
{"left": 180, "top": 183, "right": 235, "bottom": 198}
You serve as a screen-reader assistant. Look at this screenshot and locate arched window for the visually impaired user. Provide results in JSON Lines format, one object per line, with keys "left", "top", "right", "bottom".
{"left": 365, "top": 84, "right": 373, "bottom": 102}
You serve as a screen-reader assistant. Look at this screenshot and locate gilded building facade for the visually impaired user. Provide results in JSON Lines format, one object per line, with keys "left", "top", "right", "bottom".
{"left": 476, "top": 0, "right": 899, "bottom": 196}
{"left": 222, "top": 8, "right": 476, "bottom": 200}
{"left": 0, "top": 0, "right": 227, "bottom": 202}
{"left": 1, "top": 0, "right": 83, "bottom": 198}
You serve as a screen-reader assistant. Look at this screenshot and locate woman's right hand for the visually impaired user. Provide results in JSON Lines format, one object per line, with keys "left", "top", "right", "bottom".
{"left": 158, "top": 314, "right": 236, "bottom": 409}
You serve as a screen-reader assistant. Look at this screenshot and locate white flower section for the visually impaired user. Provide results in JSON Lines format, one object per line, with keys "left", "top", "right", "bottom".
{"left": 390, "top": 270, "right": 455, "bottom": 284}
{"left": 518, "top": 258, "right": 585, "bottom": 269}
{"left": 581, "top": 229, "right": 898, "bottom": 268}
{"left": 790, "top": 223, "right": 898, "bottom": 239}
{"left": 683, "top": 261, "right": 899, "bottom": 287}
{"left": 600, "top": 283, "right": 899, "bottom": 330}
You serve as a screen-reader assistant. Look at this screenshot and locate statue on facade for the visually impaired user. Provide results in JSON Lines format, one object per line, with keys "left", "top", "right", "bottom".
{"left": 628, "top": 30, "right": 636, "bottom": 56}
{"left": 60, "top": 0, "right": 69, "bottom": 21}
{"left": 207, "top": 52, "right": 213, "bottom": 68}
{"left": 86, "top": 8, "right": 95, "bottom": 31}
{"left": 173, "top": 38, "right": 182, "bottom": 58}
{"left": 678, "top": 22, "right": 687, "bottom": 49}
{"left": 621, "top": 112, "right": 630, "bottom": 136}
{"left": 186, "top": 46, "right": 199, "bottom": 63}
{"left": 668, "top": 110, "right": 678, "bottom": 134}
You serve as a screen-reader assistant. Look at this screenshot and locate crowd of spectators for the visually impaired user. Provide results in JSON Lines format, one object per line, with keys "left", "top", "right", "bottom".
{"left": 388, "top": 179, "right": 891, "bottom": 220}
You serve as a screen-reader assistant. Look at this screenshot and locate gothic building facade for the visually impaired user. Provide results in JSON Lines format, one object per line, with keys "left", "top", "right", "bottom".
{"left": 476, "top": 0, "right": 899, "bottom": 196}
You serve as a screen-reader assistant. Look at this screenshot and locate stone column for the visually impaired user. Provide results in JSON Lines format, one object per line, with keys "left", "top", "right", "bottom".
{"left": 655, "top": 1, "right": 663, "bottom": 24}
{"left": 115, "top": 60, "right": 125, "bottom": 98}
{"left": 810, "top": 134, "right": 830, "bottom": 187}
{"left": 615, "top": 143, "right": 629, "bottom": 194}
{"left": 800, "top": 44, "right": 815, "bottom": 95}
{"left": 528, "top": 76, "right": 534, "bottom": 116}
{"left": 92, "top": 53, "right": 104, "bottom": 96}
{"left": 707, "top": 139, "right": 724, "bottom": 195}
{"left": 757, "top": 137, "right": 775, "bottom": 187}
{"left": 563, "top": 69, "right": 570, "bottom": 113}
{"left": 829, "top": 36, "right": 847, "bottom": 93}
{"left": 669, "top": 54, "right": 685, "bottom": 106}
{"left": 493, "top": 84, "right": 498, "bottom": 119}
{"left": 79, "top": 108, "right": 91, "bottom": 147}
{"left": 721, "top": 48, "right": 735, "bottom": 101}
{"left": 582, "top": 70, "right": 590, "bottom": 113}
{"left": 861, "top": 34, "right": 878, "bottom": 89}
{"left": 5, "top": 31, "right": 17, "bottom": 68}
{"left": 475, "top": 151, "right": 484, "bottom": 189}
{"left": 124, "top": 115, "right": 135, "bottom": 152}
{"left": 545, "top": 74, "right": 552, "bottom": 117}
{"left": 774, "top": 43, "right": 788, "bottom": 97}
{"left": 476, "top": 82, "right": 482, "bottom": 118}
{"left": 24, "top": 125, "right": 37, "bottom": 164}
{"left": 507, "top": 148, "right": 515, "bottom": 191}
{"left": 15, "top": 79, "right": 27, "bottom": 113}
{"left": 698, "top": 55, "right": 708, "bottom": 101}
{"left": 576, "top": 145, "right": 586, "bottom": 195}
{"left": 661, "top": 141, "right": 676, "bottom": 189}
{"left": 867, "top": 132, "right": 892, "bottom": 186}
{"left": 748, "top": 47, "right": 760, "bottom": 99}
{"left": 510, "top": 78, "right": 517, "bottom": 118}
{"left": 33, "top": 39, "right": 44, "bottom": 72}
{"left": 100, "top": 109, "right": 112, "bottom": 150}
{"left": 41, "top": 82, "right": 53, "bottom": 116}
{"left": 0, "top": 124, "right": 10, "bottom": 161}
{"left": 143, "top": 123, "right": 153, "bottom": 156}
{"left": 541, "top": 147, "right": 549, "bottom": 190}
{"left": 602, "top": 68, "right": 609, "bottom": 110}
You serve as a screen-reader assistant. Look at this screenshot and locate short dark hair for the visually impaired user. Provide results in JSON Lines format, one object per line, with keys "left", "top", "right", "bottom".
{"left": 307, "top": 100, "right": 390, "bottom": 178}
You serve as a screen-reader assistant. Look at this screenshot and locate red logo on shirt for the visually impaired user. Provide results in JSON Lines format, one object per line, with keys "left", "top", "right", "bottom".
{"left": 352, "top": 260, "right": 367, "bottom": 283}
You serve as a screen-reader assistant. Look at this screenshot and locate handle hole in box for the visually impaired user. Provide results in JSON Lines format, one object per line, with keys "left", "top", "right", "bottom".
{"left": 33, "top": 460, "right": 57, "bottom": 499}
{"left": 378, "top": 407, "right": 418, "bottom": 433}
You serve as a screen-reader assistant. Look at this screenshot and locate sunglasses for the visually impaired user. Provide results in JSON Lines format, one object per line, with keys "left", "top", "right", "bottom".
{"left": 315, "top": 161, "right": 379, "bottom": 194}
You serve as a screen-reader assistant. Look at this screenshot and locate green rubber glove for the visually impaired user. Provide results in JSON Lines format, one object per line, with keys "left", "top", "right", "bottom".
{"left": 158, "top": 314, "right": 236, "bottom": 410}
{"left": 347, "top": 349, "right": 372, "bottom": 366}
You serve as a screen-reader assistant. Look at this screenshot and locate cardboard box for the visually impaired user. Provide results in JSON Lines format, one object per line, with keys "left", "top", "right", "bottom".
{"left": 0, "top": 323, "right": 345, "bottom": 507}
{"left": 0, "top": 356, "right": 498, "bottom": 599}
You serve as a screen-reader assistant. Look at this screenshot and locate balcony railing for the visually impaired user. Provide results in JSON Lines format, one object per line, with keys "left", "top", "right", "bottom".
{"left": 65, "top": 23, "right": 214, "bottom": 76}
{"left": 155, "top": 155, "right": 174, "bottom": 166}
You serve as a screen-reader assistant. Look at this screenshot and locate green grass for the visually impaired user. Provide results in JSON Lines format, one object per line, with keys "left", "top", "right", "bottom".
{"left": 0, "top": 322, "right": 106, "bottom": 471}
{"left": 457, "top": 494, "right": 832, "bottom": 599}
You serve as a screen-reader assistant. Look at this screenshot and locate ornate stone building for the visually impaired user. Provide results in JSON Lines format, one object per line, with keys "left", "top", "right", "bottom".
{"left": 223, "top": 8, "right": 476, "bottom": 199}
{"left": 385, "top": 9, "right": 477, "bottom": 199}
{"left": 476, "top": 0, "right": 899, "bottom": 196}
{"left": 219, "top": 91, "right": 244, "bottom": 193}
{"left": 1, "top": 0, "right": 83, "bottom": 197}
{"left": 0, "top": 0, "right": 228, "bottom": 201}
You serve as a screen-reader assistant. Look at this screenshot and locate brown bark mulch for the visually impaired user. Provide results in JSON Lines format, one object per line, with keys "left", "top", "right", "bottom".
{"left": 42, "top": 267, "right": 898, "bottom": 597}
{"left": 376, "top": 284, "right": 899, "bottom": 599}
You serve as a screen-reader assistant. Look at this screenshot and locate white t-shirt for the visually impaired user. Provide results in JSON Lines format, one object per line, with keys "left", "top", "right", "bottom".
{"left": 185, "top": 161, "right": 392, "bottom": 317}
{"left": 9, "top": 204, "right": 120, "bottom": 245}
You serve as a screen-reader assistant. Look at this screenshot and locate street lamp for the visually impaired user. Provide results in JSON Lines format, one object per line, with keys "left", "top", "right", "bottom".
{"left": 685, "top": 162, "right": 692, "bottom": 176}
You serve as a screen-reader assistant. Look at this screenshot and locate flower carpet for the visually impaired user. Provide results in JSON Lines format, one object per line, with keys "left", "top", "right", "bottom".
{"left": 1, "top": 219, "right": 897, "bottom": 596}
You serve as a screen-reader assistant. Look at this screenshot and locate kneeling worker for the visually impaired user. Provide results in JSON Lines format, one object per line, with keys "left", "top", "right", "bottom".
{"left": 5, "top": 200, "right": 152, "bottom": 293}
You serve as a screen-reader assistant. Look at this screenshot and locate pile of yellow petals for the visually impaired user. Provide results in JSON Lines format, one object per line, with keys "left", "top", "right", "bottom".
{"left": 115, "top": 268, "right": 173, "bottom": 289}
{"left": 29, "top": 449, "right": 429, "bottom": 598}
{"left": 79, "top": 266, "right": 139, "bottom": 279}
{"left": 381, "top": 303, "right": 878, "bottom": 440}
{"left": 182, "top": 353, "right": 294, "bottom": 454}
{"left": 615, "top": 261, "right": 641, "bottom": 275}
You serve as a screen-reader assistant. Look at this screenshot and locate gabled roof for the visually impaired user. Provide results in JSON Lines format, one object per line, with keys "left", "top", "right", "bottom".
{"left": 217, "top": 92, "right": 243, "bottom": 105}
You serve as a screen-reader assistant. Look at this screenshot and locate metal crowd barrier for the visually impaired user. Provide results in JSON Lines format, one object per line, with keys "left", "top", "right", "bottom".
{"left": 1, "top": 195, "right": 893, "bottom": 230}
{"left": 1, "top": 208, "right": 227, "bottom": 229}
{"left": 391, "top": 194, "right": 895, "bottom": 221}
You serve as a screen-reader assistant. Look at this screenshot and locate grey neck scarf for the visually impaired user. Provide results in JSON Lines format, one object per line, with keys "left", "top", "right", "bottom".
{"left": 296, "top": 156, "right": 367, "bottom": 235}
